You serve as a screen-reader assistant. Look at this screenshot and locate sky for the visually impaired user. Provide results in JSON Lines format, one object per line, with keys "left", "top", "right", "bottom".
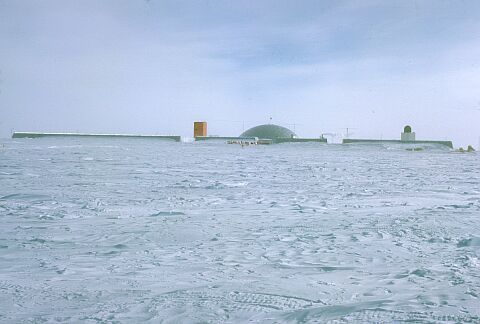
{"left": 1, "top": 0, "right": 479, "bottom": 146}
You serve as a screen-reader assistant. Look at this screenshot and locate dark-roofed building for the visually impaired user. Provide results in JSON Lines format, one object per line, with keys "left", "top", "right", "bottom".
{"left": 240, "top": 124, "right": 296, "bottom": 140}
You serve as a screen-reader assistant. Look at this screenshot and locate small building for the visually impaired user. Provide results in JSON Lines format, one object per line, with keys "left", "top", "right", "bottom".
{"left": 194, "top": 121, "right": 208, "bottom": 137}
{"left": 401, "top": 125, "right": 416, "bottom": 141}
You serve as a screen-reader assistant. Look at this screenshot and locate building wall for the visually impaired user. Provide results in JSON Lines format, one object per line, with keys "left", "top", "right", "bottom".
{"left": 401, "top": 132, "right": 416, "bottom": 141}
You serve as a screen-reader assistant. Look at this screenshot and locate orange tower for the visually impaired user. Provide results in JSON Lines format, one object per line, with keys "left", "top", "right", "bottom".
{"left": 194, "top": 121, "right": 207, "bottom": 137}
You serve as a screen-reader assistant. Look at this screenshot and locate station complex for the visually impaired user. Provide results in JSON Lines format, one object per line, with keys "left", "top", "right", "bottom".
{"left": 12, "top": 121, "right": 453, "bottom": 148}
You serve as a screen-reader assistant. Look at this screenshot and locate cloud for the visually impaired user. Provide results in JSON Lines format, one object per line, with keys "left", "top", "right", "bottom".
{"left": 0, "top": 0, "right": 479, "bottom": 146}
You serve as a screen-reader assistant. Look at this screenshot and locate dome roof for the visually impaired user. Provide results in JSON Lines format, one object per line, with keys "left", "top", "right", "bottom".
{"left": 240, "top": 124, "right": 296, "bottom": 139}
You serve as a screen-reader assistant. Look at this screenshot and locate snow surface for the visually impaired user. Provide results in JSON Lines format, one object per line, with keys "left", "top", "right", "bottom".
{"left": 0, "top": 138, "right": 479, "bottom": 323}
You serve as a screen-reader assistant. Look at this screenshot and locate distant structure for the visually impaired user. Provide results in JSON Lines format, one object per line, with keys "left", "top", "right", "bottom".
{"left": 240, "top": 124, "right": 326, "bottom": 143}
{"left": 342, "top": 125, "right": 453, "bottom": 148}
{"left": 240, "top": 124, "right": 295, "bottom": 139}
{"left": 12, "top": 132, "right": 181, "bottom": 141}
{"left": 195, "top": 122, "right": 327, "bottom": 144}
{"left": 457, "top": 145, "right": 476, "bottom": 153}
{"left": 15, "top": 122, "right": 455, "bottom": 149}
{"left": 401, "top": 125, "right": 415, "bottom": 141}
{"left": 194, "top": 121, "right": 207, "bottom": 137}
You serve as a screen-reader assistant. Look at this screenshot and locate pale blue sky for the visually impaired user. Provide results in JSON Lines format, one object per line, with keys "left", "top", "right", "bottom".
{"left": 1, "top": 0, "right": 479, "bottom": 146}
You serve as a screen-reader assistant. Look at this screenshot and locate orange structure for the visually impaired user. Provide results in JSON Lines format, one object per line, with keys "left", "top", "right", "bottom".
{"left": 194, "top": 121, "right": 207, "bottom": 137}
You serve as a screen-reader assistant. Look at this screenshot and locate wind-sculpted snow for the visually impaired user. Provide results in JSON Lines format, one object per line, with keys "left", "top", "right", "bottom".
{"left": 0, "top": 138, "right": 479, "bottom": 323}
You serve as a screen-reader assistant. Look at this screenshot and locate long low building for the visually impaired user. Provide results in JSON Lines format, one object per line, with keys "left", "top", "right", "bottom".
{"left": 342, "top": 126, "right": 453, "bottom": 148}
{"left": 194, "top": 136, "right": 258, "bottom": 142}
{"left": 342, "top": 138, "right": 453, "bottom": 148}
{"left": 12, "top": 132, "right": 181, "bottom": 142}
{"left": 194, "top": 123, "right": 327, "bottom": 144}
